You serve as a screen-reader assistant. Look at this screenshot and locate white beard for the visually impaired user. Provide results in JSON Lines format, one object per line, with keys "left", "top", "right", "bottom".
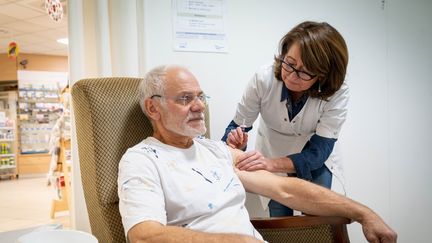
{"left": 163, "top": 111, "right": 207, "bottom": 138}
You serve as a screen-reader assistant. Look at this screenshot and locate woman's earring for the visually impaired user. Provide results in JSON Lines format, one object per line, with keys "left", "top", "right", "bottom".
{"left": 318, "top": 82, "right": 321, "bottom": 93}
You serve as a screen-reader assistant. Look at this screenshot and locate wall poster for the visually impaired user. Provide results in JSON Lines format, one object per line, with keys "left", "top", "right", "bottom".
{"left": 172, "top": 0, "right": 228, "bottom": 53}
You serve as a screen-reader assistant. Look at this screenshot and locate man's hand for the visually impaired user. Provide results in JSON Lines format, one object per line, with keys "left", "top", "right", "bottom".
{"left": 361, "top": 213, "right": 397, "bottom": 243}
{"left": 227, "top": 127, "right": 248, "bottom": 150}
{"left": 236, "top": 150, "right": 275, "bottom": 172}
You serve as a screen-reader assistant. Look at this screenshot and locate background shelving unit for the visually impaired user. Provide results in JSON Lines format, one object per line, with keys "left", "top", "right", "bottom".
{"left": 16, "top": 70, "right": 68, "bottom": 176}
{"left": 18, "top": 88, "right": 62, "bottom": 154}
{"left": 0, "top": 91, "right": 18, "bottom": 180}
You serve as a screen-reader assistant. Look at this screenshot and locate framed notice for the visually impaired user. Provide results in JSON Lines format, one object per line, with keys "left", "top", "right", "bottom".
{"left": 172, "top": 0, "right": 228, "bottom": 53}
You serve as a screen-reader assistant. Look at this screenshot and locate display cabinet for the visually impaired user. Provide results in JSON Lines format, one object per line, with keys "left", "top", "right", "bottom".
{"left": 0, "top": 91, "right": 18, "bottom": 179}
{"left": 17, "top": 86, "right": 62, "bottom": 154}
{"left": 16, "top": 70, "right": 68, "bottom": 176}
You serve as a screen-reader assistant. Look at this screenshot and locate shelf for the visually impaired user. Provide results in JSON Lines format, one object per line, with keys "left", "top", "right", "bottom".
{"left": 18, "top": 153, "right": 49, "bottom": 157}
{"left": 0, "top": 127, "right": 14, "bottom": 130}
{"left": 0, "top": 165, "right": 16, "bottom": 170}
{"left": 0, "top": 153, "right": 15, "bottom": 157}
{"left": 20, "top": 150, "right": 49, "bottom": 155}
{"left": 19, "top": 109, "right": 60, "bottom": 112}
{"left": 18, "top": 98, "right": 60, "bottom": 103}
{"left": 0, "top": 139, "right": 14, "bottom": 142}
{"left": 19, "top": 88, "right": 59, "bottom": 92}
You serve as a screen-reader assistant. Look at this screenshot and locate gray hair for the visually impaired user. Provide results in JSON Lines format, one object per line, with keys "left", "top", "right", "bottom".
{"left": 138, "top": 65, "right": 169, "bottom": 116}
{"left": 139, "top": 64, "right": 192, "bottom": 116}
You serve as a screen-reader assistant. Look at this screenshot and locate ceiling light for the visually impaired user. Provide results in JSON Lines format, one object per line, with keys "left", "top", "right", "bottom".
{"left": 45, "top": 0, "right": 64, "bottom": 22}
{"left": 57, "top": 38, "right": 68, "bottom": 45}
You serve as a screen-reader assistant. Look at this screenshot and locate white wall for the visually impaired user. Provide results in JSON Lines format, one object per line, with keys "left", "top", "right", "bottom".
{"left": 142, "top": 0, "right": 431, "bottom": 242}
{"left": 387, "top": 0, "right": 432, "bottom": 241}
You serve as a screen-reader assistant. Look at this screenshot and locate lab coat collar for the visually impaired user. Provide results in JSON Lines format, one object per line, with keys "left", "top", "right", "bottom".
{"left": 280, "top": 83, "right": 289, "bottom": 102}
{"left": 280, "top": 84, "right": 308, "bottom": 105}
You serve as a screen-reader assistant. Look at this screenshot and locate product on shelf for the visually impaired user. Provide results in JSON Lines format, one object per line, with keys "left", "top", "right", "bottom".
{"left": 0, "top": 92, "right": 17, "bottom": 178}
{"left": 18, "top": 86, "right": 63, "bottom": 154}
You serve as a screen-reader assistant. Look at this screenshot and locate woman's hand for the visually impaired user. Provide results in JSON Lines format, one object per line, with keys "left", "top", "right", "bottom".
{"left": 226, "top": 127, "right": 248, "bottom": 150}
{"left": 236, "top": 150, "right": 274, "bottom": 172}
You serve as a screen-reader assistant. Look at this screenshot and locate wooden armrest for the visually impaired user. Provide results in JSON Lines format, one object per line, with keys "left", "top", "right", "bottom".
{"left": 251, "top": 215, "right": 352, "bottom": 228}
{"left": 251, "top": 215, "right": 351, "bottom": 243}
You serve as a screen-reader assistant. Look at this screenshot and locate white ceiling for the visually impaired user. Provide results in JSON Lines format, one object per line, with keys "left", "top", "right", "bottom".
{"left": 0, "top": 0, "right": 68, "bottom": 56}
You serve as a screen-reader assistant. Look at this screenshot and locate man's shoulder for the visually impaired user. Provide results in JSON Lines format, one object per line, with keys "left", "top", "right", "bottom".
{"left": 122, "top": 138, "right": 160, "bottom": 160}
{"left": 118, "top": 139, "right": 163, "bottom": 179}
{"left": 194, "top": 137, "right": 231, "bottom": 160}
{"left": 194, "top": 136, "right": 225, "bottom": 148}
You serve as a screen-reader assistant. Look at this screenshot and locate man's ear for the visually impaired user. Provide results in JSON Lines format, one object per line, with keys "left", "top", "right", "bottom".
{"left": 144, "top": 99, "right": 161, "bottom": 120}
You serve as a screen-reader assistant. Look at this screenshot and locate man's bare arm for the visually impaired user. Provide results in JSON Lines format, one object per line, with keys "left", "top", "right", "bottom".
{"left": 236, "top": 169, "right": 397, "bottom": 243}
{"left": 128, "top": 221, "right": 263, "bottom": 243}
{"left": 228, "top": 146, "right": 396, "bottom": 243}
{"left": 236, "top": 169, "right": 367, "bottom": 219}
{"left": 230, "top": 146, "right": 377, "bottom": 220}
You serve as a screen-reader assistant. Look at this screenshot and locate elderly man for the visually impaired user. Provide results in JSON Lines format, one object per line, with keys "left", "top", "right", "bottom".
{"left": 118, "top": 64, "right": 397, "bottom": 243}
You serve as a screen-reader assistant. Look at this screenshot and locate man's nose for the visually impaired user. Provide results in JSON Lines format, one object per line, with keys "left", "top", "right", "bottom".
{"left": 190, "top": 98, "right": 205, "bottom": 111}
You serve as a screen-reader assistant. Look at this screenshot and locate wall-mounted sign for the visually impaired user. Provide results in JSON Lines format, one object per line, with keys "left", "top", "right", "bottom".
{"left": 172, "top": 0, "right": 228, "bottom": 53}
{"left": 7, "top": 42, "right": 19, "bottom": 59}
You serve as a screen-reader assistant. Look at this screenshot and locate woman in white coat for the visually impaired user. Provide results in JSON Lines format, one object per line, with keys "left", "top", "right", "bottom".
{"left": 222, "top": 21, "right": 349, "bottom": 217}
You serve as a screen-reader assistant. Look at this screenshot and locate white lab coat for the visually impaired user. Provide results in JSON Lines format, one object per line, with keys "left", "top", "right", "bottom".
{"left": 233, "top": 64, "right": 349, "bottom": 209}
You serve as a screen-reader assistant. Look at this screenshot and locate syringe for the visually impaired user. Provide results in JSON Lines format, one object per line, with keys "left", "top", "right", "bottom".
{"left": 240, "top": 118, "right": 246, "bottom": 132}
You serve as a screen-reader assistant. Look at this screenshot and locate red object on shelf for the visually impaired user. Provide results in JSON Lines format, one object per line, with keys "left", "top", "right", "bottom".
{"left": 57, "top": 175, "right": 65, "bottom": 187}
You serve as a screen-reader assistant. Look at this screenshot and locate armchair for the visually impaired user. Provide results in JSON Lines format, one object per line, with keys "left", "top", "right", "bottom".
{"left": 72, "top": 77, "right": 350, "bottom": 243}
{"left": 252, "top": 215, "right": 351, "bottom": 243}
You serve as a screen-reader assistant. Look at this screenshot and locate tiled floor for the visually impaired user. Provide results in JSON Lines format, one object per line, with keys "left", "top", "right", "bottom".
{"left": 0, "top": 176, "right": 70, "bottom": 233}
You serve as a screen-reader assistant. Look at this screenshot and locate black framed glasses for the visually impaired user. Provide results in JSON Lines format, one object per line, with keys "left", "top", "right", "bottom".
{"left": 151, "top": 93, "right": 210, "bottom": 106}
{"left": 280, "top": 59, "right": 317, "bottom": 81}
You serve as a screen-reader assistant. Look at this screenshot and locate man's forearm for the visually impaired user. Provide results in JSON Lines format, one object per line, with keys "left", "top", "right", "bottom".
{"left": 129, "top": 221, "right": 262, "bottom": 243}
{"left": 237, "top": 170, "right": 372, "bottom": 224}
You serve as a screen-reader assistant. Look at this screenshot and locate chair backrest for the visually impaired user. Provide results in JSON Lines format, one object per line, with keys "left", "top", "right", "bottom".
{"left": 251, "top": 215, "right": 351, "bottom": 243}
{"left": 72, "top": 77, "right": 211, "bottom": 243}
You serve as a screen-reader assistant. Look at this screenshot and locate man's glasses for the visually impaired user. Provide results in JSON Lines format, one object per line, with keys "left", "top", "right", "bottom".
{"left": 279, "top": 59, "right": 317, "bottom": 81}
{"left": 151, "top": 93, "right": 210, "bottom": 106}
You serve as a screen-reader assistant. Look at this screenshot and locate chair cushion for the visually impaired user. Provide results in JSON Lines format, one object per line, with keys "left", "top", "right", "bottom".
{"left": 72, "top": 77, "right": 152, "bottom": 206}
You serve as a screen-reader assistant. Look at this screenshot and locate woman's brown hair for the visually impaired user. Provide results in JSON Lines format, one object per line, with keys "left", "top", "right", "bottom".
{"left": 274, "top": 21, "right": 348, "bottom": 100}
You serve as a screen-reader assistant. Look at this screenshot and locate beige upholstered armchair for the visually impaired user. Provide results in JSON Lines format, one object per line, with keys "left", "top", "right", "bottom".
{"left": 72, "top": 77, "right": 350, "bottom": 243}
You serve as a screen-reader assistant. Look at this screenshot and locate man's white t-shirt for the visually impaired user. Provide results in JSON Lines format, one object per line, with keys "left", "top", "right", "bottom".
{"left": 118, "top": 136, "right": 263, "bottom": 240}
